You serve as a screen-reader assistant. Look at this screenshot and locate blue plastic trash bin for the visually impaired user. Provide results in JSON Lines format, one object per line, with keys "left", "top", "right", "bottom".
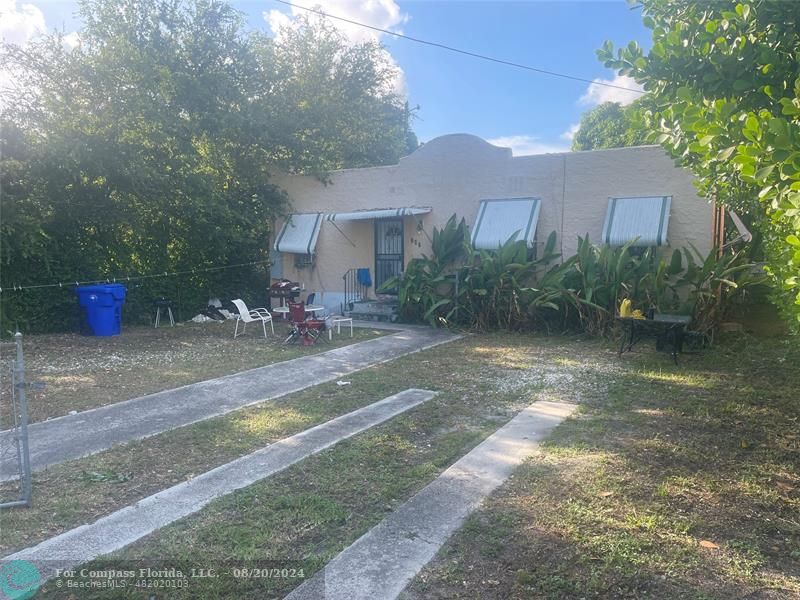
{"left": 75, "top": 284, "right": 127, "bottom": 336}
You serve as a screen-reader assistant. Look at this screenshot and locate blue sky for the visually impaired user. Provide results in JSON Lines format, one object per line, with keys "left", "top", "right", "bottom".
{"left": 2, "top": 0, "right": 651, "bottom": 155}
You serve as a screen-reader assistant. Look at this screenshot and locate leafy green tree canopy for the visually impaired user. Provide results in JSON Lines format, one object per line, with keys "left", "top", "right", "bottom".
{"left": 571, "top": 100, "right": 651, "bottom": 151}
{"left": 598, "top": 0, "right": 800, "bottom": 330}
{"left": 251, "top": 14, "right": 416, "bottom": 174}
{"left": 0, "top": 0, "right": 417, "bottom": 331}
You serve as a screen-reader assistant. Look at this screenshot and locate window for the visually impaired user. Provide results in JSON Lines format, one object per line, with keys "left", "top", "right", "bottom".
{"left": 471, "top": 198, "right": 541, "bottom": 250}
{"left": 602, "top": 196, "right": 671, "bottom": 247}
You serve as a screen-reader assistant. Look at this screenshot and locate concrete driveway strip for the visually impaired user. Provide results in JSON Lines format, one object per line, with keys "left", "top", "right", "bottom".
{"left": 3, "top": 389, "right": 437, "bottom": 581}
{"left": 287, "top": 400, "right": 577, "bottom": 600}
{"left": 0, "top": 327, "right": 459, "bottom": 480}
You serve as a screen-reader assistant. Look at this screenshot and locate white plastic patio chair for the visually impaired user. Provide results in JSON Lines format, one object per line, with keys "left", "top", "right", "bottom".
{"left": 232, "top": 299, "right": 274, "bottom": 338}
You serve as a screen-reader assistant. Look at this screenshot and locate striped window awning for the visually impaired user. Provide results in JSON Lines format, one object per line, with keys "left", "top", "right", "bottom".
{"left": 471, "top": 198, "right": 541, "bottom": 250}
{"left": 273, "top": 213, "right": 323, "bottom": 255}
{"left": 325, "top": 207, "right": 431, "bottom": 222}
{"left": 602, "top": 196, "right": 672, "bottom": 247}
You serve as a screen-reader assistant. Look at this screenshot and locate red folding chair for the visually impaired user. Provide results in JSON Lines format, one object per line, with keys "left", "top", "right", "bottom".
{"left": 306, "top": 316, "right": 327, "bottom": 344}
{"left": 283, "top": 301, "right": 327, "bottom": 345}
{"left": 283, "top": 301, "right": 307, "bottom": 345}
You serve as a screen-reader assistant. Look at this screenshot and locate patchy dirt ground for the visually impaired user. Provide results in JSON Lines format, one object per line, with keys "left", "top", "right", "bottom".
{"left": 0, "top": 321, "right": 382, "bottom": 424}
{"left": 2, "top": 329, "right": 797, "bottom": 599}
{"left": 404, "top": 333, "right": 800, "bottom": 600}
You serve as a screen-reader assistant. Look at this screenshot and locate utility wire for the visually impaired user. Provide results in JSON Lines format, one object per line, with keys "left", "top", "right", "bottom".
{"left": 0, "top": 259, "right": 272, "bottom": 293}
{"left": 273, "top": 0, "right": 645, "bottom": 94}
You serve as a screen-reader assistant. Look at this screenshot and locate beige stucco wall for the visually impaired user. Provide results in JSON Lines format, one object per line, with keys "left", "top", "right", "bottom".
{"left": 560, "top": 146, "right": 712, "bottom": 258}
{"left": 271, "top": 134, "right": 714, "bottom": 310}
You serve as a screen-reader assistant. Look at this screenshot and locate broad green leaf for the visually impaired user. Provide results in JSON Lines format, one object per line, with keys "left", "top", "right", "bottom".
{"left": 699, "top": 134, "right": 715, "bottom": 146}
{"left": 676, "top": 86, "right": 693, "bottom": 102}
{"left": 754, "top": 165, "right": 775, "bottom": 181}
{"left": 718, "top": 146, "right": 737, "bottom": 161}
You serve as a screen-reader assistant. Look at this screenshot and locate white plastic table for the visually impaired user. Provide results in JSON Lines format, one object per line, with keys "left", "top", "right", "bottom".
{"left": 272, "top": 305, "right": 326, "bottom": 317}
{"left": 328, "top": 317, "right": 353, "bottom": 340}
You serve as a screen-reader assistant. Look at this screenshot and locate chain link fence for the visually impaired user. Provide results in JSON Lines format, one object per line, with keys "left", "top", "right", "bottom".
{"left": 0, "top": 333, "right": 32, "bottom": 508}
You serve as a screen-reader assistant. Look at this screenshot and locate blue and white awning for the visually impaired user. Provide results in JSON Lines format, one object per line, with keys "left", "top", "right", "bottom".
{"left": 274, "top": 213, "right": 323, "bottom": 255}
{"left": 325, "top": 207, "right": 431, "bottom": 222}
{"left": 471, "top": 198, "right": 541, "bottom": 250}
{"left": 602, "top": 196, "right": 672, "bottom": 247}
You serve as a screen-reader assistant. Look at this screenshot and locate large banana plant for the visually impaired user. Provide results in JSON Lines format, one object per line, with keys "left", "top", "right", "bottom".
{"left": 461, "top": 230, "right": 572, "bottom": 331}
{"left": 383, "top": 213, "right": 762, "bottom": 337}
{"left": 379, "top": 215, "right": 471, "bottom": 326}
{"left": 675, "top": 245, "right": 764, "bottom": 339}
{"left": 566, "top": 236, "right": 640, "bottom": 334}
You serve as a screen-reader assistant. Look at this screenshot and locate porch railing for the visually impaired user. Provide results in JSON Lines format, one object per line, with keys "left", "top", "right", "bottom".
{"left": 342, "top": 268, "right": 369, "bottom": 313}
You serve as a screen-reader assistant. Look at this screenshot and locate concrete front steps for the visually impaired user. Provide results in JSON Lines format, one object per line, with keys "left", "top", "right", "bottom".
{"left": 346, "top": 299, "right": 399, "bottom": 323}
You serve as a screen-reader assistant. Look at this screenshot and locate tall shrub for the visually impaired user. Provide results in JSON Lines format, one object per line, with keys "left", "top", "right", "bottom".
{"left": 389, "top": 215, "right": 762, "bottom": 339}
{"left": 386, "top": 225, "right": 575, "bottom": 331}
{"left": 0, "top": 0, "right": 416, "bottom": 332}
{"left": 388, "top": 216, "right": 470, "bottom": 325}
{"left": 598, "top": 0, "right": 800, "bottom": 331}
{"left": 566, "top": 237, "right": 685, "bottom": 335}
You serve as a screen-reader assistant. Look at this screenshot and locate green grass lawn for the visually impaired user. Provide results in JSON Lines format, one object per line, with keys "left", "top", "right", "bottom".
{"left": 5, "top": 332, "right": 573, "bottom": 559}
{"left": 6, "top": 330, "right": 797, "bottom": 599}
{"left": 0, "top": 321, "right": 383, "bottom": 423}
{"left": 19, "top": 333, "right": 607, "bottom": 599}
{"left": 406, "top": 334, "right": 800, "bottom": 599}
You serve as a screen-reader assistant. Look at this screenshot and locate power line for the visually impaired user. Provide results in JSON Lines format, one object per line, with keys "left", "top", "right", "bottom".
{"left": 273, "top": 0, "right": 645, "bottom": 95}
{"left": 0, "top": 259, "right": 272, "bottom": 293}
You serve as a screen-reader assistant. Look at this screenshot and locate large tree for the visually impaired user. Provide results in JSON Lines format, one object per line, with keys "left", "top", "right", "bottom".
{"left": 251, "top": 15, "right": 417, "bottom": 174}
{"left": 571, "top": 100, "right": 651, "bottom": 151}
{"left": 0, "top": 0, "right": 416, "bottom": 330}
{"left": 599, "top": 0, "right": 800, "bottom": 330}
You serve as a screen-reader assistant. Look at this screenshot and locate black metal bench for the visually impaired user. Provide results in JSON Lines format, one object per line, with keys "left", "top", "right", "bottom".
{"left": 617, "top": 313, "right": 693, "bottom": 364}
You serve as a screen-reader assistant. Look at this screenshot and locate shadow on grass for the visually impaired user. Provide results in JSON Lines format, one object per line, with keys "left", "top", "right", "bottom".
{"left": 408, "top": 334, "right": 800, "bottom": 599}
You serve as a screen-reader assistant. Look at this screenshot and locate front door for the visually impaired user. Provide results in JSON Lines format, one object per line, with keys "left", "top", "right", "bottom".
{"left": 375, "top": 219, "right": 404, "bottom": 292}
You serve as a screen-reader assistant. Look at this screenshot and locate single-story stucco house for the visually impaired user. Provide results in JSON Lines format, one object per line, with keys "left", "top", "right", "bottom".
{"left": 270, "top": 134, "right": 725, "bottom": 315}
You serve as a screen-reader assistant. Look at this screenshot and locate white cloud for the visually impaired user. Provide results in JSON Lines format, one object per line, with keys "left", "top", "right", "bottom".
{"left": 383, "top": 51, "right": 407, "bottom": 97}
{"left": 63, "top": 30, "right": 81, "bottom": 50}
{"left": 0, "top": 0, "right": 47, "bottom": 99}
{"left": 579, "top": 74, "right": 643, "bottom": 107}
{"left": 560, "top": 123, "right": 580, "bottom": 142}
{"left": 0, "top": 1, "right": 79, "bottom": 105}
{"left": 264, "top": 1, "right": 408, "bottom": 97}
{"left": 265, "top": 8, "right": 292, "bottom": 39}
{"left": 266, "top": 0, "right": 406, "bottom": 44}
{"left": 487, "top": 135, "right": 571, "bottom": 156}
{"left": 0, "top": 0, "right": 46, "bottom": 46}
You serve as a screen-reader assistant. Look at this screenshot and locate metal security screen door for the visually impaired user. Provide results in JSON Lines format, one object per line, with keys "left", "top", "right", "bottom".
{"left": 375, "top": 219, "right": 404, "bottom": 291}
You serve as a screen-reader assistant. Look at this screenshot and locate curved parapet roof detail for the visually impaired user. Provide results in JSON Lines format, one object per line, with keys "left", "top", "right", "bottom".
{"left": 400, "top": 133, "right": 513, "bottom": 165}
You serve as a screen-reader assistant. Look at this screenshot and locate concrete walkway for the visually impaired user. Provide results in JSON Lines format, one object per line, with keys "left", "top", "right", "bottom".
{"left": 4, "top": 389, "right": 437, "bottom": 582}
{"left": 0, "top": 328, "right": 458, "bottom": 480}
{"left": 287, "top": 400, "right": 577, "bottom": 600}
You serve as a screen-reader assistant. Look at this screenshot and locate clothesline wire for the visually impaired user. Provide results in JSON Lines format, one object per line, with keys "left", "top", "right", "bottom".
{"left": 0, "top": 259, "right": 272, "bottom": 293}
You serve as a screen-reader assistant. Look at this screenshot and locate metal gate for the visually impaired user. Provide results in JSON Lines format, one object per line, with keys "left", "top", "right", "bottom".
{"left": 375, "top": 219, "right": 404, "bottom": 291}
{"left": 0, "top": 333, "right": 32, "bottom": 508}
